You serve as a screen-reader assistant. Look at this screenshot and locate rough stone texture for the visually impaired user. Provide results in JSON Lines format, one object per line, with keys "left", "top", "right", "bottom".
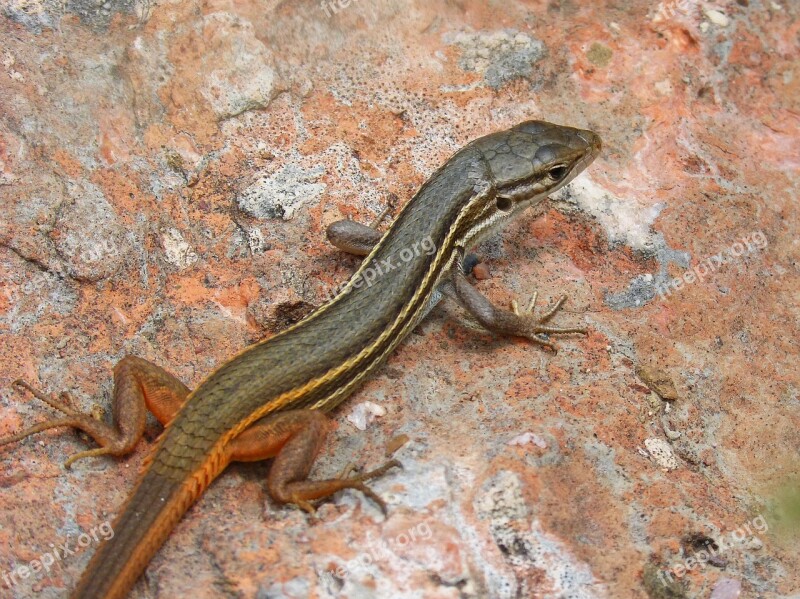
{"left": 0, "top": 1, "right": 798, "bottom": 598}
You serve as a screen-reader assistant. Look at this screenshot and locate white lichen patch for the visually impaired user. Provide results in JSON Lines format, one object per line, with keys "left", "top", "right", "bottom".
{"left": 507, "top": 432, "right": 548, "bottom": 449}
{"left": 704, "top": 8, "right": 730, "bottom": 27}
{"left": 644, "top": 438, "right": 679, "bottom": 470}
{"left": 346, "top": 401, "right": 387, "bottom": 431}
{"left": 446, "top": 30, "right": 546, "bottom": 89}
{"left": 475, "top": 470, "right": 529, "bottom": 522}
{"left": 237, "top": 163, "right": 325, "bottom": 220}
{"left": 247, "top": 227, "right": 267, "bottom": 254}
{"left": 161, "top": 228, "right": 198, "bottom": 269}
{"left": 554, "top": 176, "right": 663, "bottom": 252}
{"left": 3, "top": 51, "right": 24, "bottom": 82}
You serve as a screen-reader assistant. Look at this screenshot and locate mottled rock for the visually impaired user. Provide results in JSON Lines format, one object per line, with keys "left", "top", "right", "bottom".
{"left": 710, "top": 578, "right": 741, "bottom": 599}
{"left": 636, "top": 365, "right": 680, "bottom": 401}
{"left": 1, "top": 1, "right": 798, "bottom": 598}
{"left": 199, "top": 12, "right": 283, "bottom": 120}
{"left": 50, "top": 180, "right": 128, "bottom": 282}
{"left": 237, "top": 163, "right": 326, "bottom": 220}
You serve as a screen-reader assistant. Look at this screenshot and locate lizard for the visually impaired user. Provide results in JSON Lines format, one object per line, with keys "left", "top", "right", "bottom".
{"left": 0, "top": 119, "right": 601, "bottom": 598}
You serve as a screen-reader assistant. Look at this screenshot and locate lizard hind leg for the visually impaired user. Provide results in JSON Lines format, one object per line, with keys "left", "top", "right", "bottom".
{"left": 229, "top": 410, "right": 401, "bottom": 514}
{"left": 1, "top": 356, "right": 190, "bottom": 468}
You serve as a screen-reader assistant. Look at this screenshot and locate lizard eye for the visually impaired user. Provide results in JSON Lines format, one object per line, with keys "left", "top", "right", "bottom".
{"left": 548, "top": 165, "right": 568, "bottom": 180}
{"left": 496, "top": 196, "right": 513, "bottom": 211}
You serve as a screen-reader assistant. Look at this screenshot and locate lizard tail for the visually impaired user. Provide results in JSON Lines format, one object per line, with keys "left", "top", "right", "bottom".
{"left": 71, "top": 456, "right": 227, "bottom": 599}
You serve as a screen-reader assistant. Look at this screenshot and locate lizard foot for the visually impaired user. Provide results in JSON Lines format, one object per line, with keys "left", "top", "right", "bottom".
{"left": 289, "top": 459, "right": 402, "bottom": 515}
{"left": 510, "top": 292, "right": 587, "bottom": 352}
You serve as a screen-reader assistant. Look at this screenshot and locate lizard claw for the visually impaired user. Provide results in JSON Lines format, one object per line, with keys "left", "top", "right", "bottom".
{"left": 509, "top": 292, "right": 586, "bottom": 352}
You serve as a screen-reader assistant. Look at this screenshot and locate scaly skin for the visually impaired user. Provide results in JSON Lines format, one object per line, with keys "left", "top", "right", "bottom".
{"left": 2, "top": 121, "right": 601, "bottom": 599}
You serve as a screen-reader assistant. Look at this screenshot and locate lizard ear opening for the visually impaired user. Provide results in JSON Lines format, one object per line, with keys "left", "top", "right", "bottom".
{"left": 496, "top": 196, "right": 513, "bottom": 211}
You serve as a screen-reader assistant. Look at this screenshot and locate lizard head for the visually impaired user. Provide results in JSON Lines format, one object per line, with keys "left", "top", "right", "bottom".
{"left": 456, "top": 120, "right": 602, "bottom": 250}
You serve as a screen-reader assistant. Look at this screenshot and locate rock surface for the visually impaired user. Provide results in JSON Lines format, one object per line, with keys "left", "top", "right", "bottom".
{"left": 0, "top": 1, "right": 798, "bottom": 598}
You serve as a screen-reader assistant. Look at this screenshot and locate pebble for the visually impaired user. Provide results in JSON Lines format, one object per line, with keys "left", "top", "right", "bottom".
{"left": 710, "top": 578, "right": 741, "bottom": 599}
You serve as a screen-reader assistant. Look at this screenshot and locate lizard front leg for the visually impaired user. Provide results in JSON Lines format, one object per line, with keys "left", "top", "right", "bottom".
{"left": 1, "top": 356, "right": 189, "bottom": 467}
{"left": 326, "top": 217, "right": 480, "bottom": 273}
{"left": 449, "top": 256, "right": 586, "bottom": 352}
{"left": 326, "top": 215, "right": 385, "bottom": 256}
